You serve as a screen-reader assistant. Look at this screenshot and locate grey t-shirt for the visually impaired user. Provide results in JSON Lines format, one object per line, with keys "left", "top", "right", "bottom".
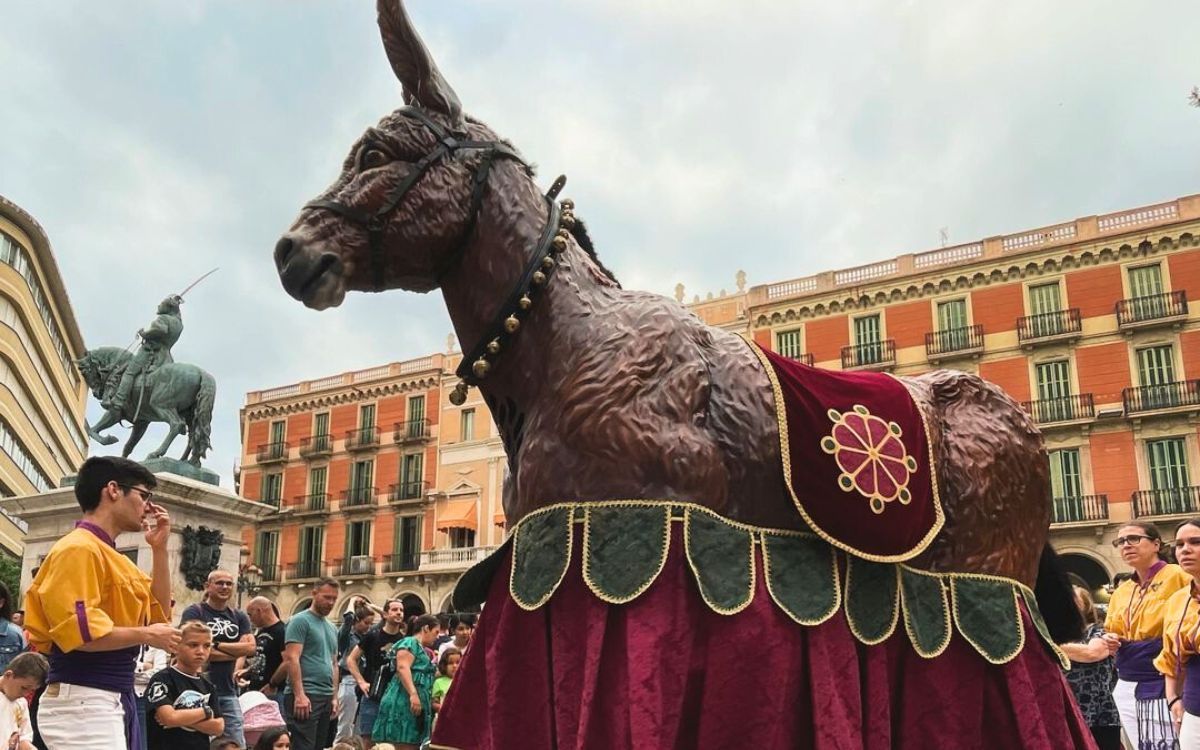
{"left": 284, "top": 610, "right": 337, "bottom": 697}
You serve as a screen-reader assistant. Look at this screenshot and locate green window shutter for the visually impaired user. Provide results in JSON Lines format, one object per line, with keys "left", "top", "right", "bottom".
{"left": 314, "top": 412, "right": 329, "bottom": 436}
{"left": 309, "top": 466, "right": 326, "bottom": 496}
{"left": 360, "top": 403, "right": 376, "bottom": 429}
{"left": 1029, "top": 282, "right": 1062, "bottom": 316}
{"left": 1048, "top": 449, "right": 1083, "bottom": 522}
{"left": 1035, "top": 361, "right": 1071, "bottom": 400}
{"left": 1129, "top": 265, "right": 1164, "bottom": 299}
{"left": 854, "top": 315, "right": 881, "bottom": 345}
{"left": 409, "top": 395, "right": 426, "bottom": 424}
{"left": 936, "top": 299, "right": 968, "bottom": 331}
{"left": 270, "top": 420, "right": 286, "bottom": 444}
{"left": 1138, "top": 345, "right": 1176, "bottom": 386}
{"left": 776, "top": 329, "right": 803, "bottom": 359}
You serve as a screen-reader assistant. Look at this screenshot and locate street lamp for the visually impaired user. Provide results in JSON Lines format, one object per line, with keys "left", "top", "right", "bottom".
{"left": 237, "top": 563, "right": 263, "bottom": 607}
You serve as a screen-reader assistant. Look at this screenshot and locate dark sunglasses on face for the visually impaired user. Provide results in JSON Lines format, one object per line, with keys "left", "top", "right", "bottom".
{"left": 1112, "top": 534, "right": 1153, "bottom": 548}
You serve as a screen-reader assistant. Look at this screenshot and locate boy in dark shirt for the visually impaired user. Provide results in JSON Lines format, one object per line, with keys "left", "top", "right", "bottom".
{"left": 145, "top": 621, "right": 224, "bottom": 749}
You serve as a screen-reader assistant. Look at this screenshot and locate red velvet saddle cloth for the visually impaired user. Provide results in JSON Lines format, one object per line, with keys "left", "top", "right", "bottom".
{"left": 751, "top": 343, "right": 943, "bottom": 562}
{"left": 430, "top": 526, "right": 1095, "bottom": 750}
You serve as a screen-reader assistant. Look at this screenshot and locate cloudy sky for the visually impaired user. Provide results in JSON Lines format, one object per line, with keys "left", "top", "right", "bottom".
{"left": 2, "top": 1, "right": 1197, "bottom": 487}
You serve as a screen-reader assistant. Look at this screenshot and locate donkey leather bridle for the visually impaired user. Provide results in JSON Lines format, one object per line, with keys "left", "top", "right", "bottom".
{"left": 303, "top": 106, "right": 572, "bottom": 399}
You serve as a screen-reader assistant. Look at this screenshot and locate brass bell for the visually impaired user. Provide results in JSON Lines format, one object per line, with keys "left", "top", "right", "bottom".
{"left": 472, "top": 358, "right": 491, "bottom": 378}
{"left": 561, "top": 198, "right": 575, "bottom": 210}
{"left": 504, "top": 315, "right": 521, "bottom": 334}
{"left": 541, "top": 256, "right": 555, "bottom": 271}
{"left": 448, "top": 384, "right": 468, "bottom": 406}
{"left": 552, "top": 236, "right": 567, "bottom": 252}
{"left": 531, "top": 271, "right": 546, "bottom": 286}
{"left": 518, "top": 294, "right": 532, "bottom": 310}
{"left": 486, "top": 338, "right": 501, "bottom": 355}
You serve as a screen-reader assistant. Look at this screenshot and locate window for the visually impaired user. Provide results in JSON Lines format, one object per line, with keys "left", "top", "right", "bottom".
{"left": 359, "top": 403, "right": 376, "bottom": 429}
{"left": 0, "top": 231, "right": 81, "bottom": 388}
{"left": 935, "top": 299, "right": 970, "bottom": 351}
{"left": 349, "top": 460, "right": 374, "bottom": 504}
{"left": 776, "top": 329, "right": 803, "bottom": 360}
{"left": 1027, "top": 282, "right": 1065, "bottom": 337}
{"left": 1033, "top": 360, "right": 1073, "bottom": 421}
{"left": 402, "top": 453, "right": 424, "bottom": 498}
{"left": 314, "top": 412, "right": 329, "bottom": 437}
{"left": 1048, "top": 449, "right": 1083, "bottom": 522}
{"left": 395, "top": 515, "right": 421, "bottom": 570}
{"left": 460, "top": 408, "right": 475, "bottom": 442}
{"left": 308, "top": 466, "right": 327, "bottom": 497}
{"left": 269, "top": 420, "right": 286, "bottom": 445}
{"left": 1137, "top": 345, "right": 1178, "bottom": 410}
{"left": 346, "top": 521, "right": 372, "bottom": 558}
{"left": 256, "top": 531, "right": 279, "bottom": 571}
{"left": 1129, "top": 264, "right": 1165, "bottom": 299}
{"left": 408, "top": 395, "right": 426, "bottom": 428}
{"left": 1148, "top": 437, "right": 1191, "bottom": 514}
{"left": 0, "top": 417, "right": 52, "bottom": 491}
{"left": 260, "top": 472, "right": 283, "bottom": 506}
{"left": 448, "top": 528, "right": 476, "bottom": 549}
{"left": 853, "top": 315, "right": 882, "bottom": 365}
{"left": 298, "top": 526, "right": 324, "bottom": 577}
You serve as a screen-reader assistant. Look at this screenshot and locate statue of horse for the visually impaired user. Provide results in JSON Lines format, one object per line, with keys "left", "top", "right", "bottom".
{"left": 76, "top": 347, "right": 216, "bottom": 465}
{"left": 272, "top": 3, "right": 1091, "bottom": 747}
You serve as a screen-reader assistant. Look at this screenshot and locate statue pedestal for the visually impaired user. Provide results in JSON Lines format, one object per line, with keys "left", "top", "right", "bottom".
{"left": 139, "top": 457, "right": 220, "bottom": 486}
{"left": 0, "top": 471, "right": 277, "bottom": 612}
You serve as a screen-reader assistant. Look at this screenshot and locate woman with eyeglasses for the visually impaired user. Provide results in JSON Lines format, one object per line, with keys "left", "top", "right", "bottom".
{"left": 1105, "top": 521, "right": 1191, "bottom": 748}
{"left": 1155, "top": 518, "right": 1200, "bottom": 747}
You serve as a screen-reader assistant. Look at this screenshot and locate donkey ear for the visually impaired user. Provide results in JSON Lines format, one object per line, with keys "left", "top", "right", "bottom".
{"left": 377, "top": 0, "right": 464, "bottom": 127}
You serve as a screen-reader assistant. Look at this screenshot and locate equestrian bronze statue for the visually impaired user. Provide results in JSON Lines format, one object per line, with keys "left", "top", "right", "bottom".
{"left": 272, "top": 3, "right": 1091, "bottom": 747}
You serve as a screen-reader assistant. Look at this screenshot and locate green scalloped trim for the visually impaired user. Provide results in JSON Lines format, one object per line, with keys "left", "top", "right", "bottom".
{"left": 509, "top": 505, "right": 573, "bottom": 610}
{"left": 684, "top": 507, "right": 755, "bottom": 615}
{"left": 457, "top": 500, "right": 1061, "bottom": 667}
{"left": 951, "top": 576, "right": 1024, "bottom": 664}
{"left": 582, "top": 504, "right": 671, "bottom": 604}
{"left": 900, "top": 567, "right": 951, "bottom": 657}
{"left": 763, "top": 532, "right": 840, "bottom": 625}
{"left": 845, "top": 556, "right": 901, "bottom": 644}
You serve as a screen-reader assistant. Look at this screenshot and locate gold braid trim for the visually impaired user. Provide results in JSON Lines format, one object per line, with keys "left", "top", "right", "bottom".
{"left": 747, "top": 340, "right": 945, "bottom": 563}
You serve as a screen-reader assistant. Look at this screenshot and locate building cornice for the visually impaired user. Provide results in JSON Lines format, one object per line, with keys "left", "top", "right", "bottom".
{"left": 242, "top": 375, "right": 442, "bottom": 420}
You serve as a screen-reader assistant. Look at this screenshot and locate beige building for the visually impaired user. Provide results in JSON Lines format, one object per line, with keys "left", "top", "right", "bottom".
{"left": 0, "top": 196, "right": 89, "bottom": 558}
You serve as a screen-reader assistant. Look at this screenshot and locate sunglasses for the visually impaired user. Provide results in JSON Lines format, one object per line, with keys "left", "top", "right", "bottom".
{"left": 1112, "top": 534, "right": 1154, "bottom": 548}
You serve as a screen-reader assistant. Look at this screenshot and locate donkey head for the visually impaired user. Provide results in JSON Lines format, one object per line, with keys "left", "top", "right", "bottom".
{"left": 275, "top": 0, "right": 531, "bottom": 309}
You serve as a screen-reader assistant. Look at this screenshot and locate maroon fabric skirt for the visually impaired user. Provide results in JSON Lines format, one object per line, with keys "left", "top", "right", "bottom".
{"left": 432, "top": 526, "right": 1095, "bottom": 750}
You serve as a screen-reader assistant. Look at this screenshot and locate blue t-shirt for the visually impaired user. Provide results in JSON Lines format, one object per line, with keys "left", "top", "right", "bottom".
{"left": 0, "top": 621, "right": 25, "bottom": 673}
{"left": 179, "top": 601, "right": 251, "bottom": 696}
{"left": 284, "top": 610, "right": 337, "bottom": 697}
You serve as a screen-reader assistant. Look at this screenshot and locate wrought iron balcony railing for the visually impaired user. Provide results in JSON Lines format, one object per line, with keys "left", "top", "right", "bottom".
{"left": 256, "top": 441, "right": 289, "bottom": 464}
{"left": 286, "top": 560, "right": 323, "bottom": 580}
{"left": 385, "top": 552, "right": 420, "bottom": 573}
{"left": 299, "top": 434, "right": 333, "bottom": 459}
{"left": 840, "top": 339, "right": 897, "bottom": 370}
{"left": 341, "top": 486, "right": 377, "bottom": 508}
{"left": 1016, "top": 309, "right": 1082, "bottom": 344}
{"left": 1132, "top": 487, "right": 1200, "bottom": 518}
{"left": 924, "top": 324, "right": 984, "bottom": 360}
{"left": 394, "top": 419, "right": 432, "bottom": 443}
{"left": 345, "top": 426, "right": 379, "bottom": 451}
{"left": 293, "top": 492, "right": 328, "bottom": 513}
{"left": 256, "top": 564, "right": 280, "bottom": 583}
{"left": 389, "top": 480, "right": 428, "bottom": 502}
{"left": 1020, "top": 394, "right": 1095, "bottom": 425}
{"left": 1116, "top": 290, "right": 1188, "bottom": 328}
{"left": 333, "top": 556, "right": 377, "bottom": 576}
{"left": 1123, "top": 380, "right": 1200, "bottom": 415}
{"left": 1050, "top": 494, "right": 1108, "bottom": 525}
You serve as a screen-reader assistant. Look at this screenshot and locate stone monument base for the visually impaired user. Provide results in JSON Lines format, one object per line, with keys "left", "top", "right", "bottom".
{"left": 139, "top": 457, "right": 220, "bottom": 486}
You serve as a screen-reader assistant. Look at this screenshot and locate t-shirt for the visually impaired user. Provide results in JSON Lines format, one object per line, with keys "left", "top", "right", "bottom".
{"left": 179, "top": 602, "right": 251, "bottom": 697}
{"left": 283, "top": 610, "right": 337, "bottom": 697}
{"left": 357, "top": 626, "right": 406, "bottom": 684}
{"left": 144, "top": 666, "right": 221, "bottom": 750}
{"left": 437, "top": 639, "right": 468, "bottom": 660}
{"left": 0, "top": 622, "right": 25, "bottom": 675}
{"left": 0, "top": 692, "right": 32, "bottom": 747}
{"left": 246, "top": 620, "right": 287, "bottom": 692}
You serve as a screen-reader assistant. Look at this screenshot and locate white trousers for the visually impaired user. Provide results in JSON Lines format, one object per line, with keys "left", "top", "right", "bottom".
{"left": 1182, "top": 711, "right": 1200, "bottom": 750}
{"left": 335, "top": 674, "right": 359, "bottom": 741}
{"left": 1114, "top": 679, "right": 1139, "bottom": 747}
{"left": 38, "top": 682, "right": 125, "bottom": 750}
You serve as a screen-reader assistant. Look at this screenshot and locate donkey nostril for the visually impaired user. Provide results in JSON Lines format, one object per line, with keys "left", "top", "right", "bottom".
{"left": 274, "top": 236, "right": 296, "bottom": 269}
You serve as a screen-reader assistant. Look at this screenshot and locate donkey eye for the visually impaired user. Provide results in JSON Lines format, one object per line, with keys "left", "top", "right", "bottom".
{"left": 360, "top": 147, "right": 391, "bottom": 171}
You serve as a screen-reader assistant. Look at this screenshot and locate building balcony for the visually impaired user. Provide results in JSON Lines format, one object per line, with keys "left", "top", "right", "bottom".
{"left": 388, "top": 480, "right": 428, "bottom": 503}
{"left": 924, "top": 324, "right": 984, "bottom": 363}
{"left": 299, "top": 434, "right": 333, "bottom": 460}
{"left": 286, "top": 560, "right": 323, "bottom": 581}
{"left": 840, "top": 340, "right": 897, "bottom": 371}
{"left": 256, "top": 441, "right": 289, "bottom": 464}
{"left": 779, "top": 352, "right": 814, "bottom": 366}
{"left": 419, "top": 545, "right": 500, "bottom": 572}
{"left": 1122, "top": 381, "right": 1200, "bottom": 415}
{"left": 333, "top": 556, "right": 377, "bottom": 577}
{"left": 259, "top": 494, "right": 282, "bottom": 509}
{"left": 345, "top": 427, "right": 379, "bottom": 452}
{"left": 393, "top": 419, "right": 432, "bottom": 444}
{"left": 1116, "top": 290, "right": 1188, "bottom": 331}
{"left": 1020, "top": 394, "right": 1095, "bottom": 426}
{"left": 291, "top": 492, "right": 329, "bottom": 515}
{"left": 385, "top": 552, "right": 420, "bottom": 573}
{"left": 1050, "top": 495, "right": 1108, "bottom": 526}
{"left": 1132, "top": 487, "right": 1200, "bottom": 519}
{"left": 1016, "top": 309, "right": 1082, "bottom": 347}
{"left": 256, "top": 564, "right": 281, "bottom": 584}
{"left": 341, "top": 486, "right": 378, "bottom": 509}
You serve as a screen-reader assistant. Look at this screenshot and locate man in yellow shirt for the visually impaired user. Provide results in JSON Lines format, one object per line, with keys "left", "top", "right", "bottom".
{"left": 24, "top": 456, "right": 181, "bottom": 749}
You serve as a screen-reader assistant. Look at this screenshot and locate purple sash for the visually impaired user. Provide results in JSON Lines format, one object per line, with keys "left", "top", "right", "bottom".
{"left": 47, "top": 645, "right": 140, "bottom": 747}
{"left": 1115, "top": 638, "right": 1167, "bottom": 701}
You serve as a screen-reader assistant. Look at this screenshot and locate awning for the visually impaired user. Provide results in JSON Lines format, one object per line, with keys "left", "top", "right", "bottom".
{"left": 494, "top": 512, "right": 507, "bottom": 527}
{"left": 436, "top": 499, "right": 478, "bottom": 532}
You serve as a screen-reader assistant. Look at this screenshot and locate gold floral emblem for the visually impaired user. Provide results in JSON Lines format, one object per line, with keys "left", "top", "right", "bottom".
{"left": 820, "top": 405, "right": 919, "bottom": 514}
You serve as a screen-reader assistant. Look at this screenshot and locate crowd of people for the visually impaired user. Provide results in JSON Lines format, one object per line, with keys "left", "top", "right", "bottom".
{"left": 2, "top": 456, "right": 474, "bottom": 750}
